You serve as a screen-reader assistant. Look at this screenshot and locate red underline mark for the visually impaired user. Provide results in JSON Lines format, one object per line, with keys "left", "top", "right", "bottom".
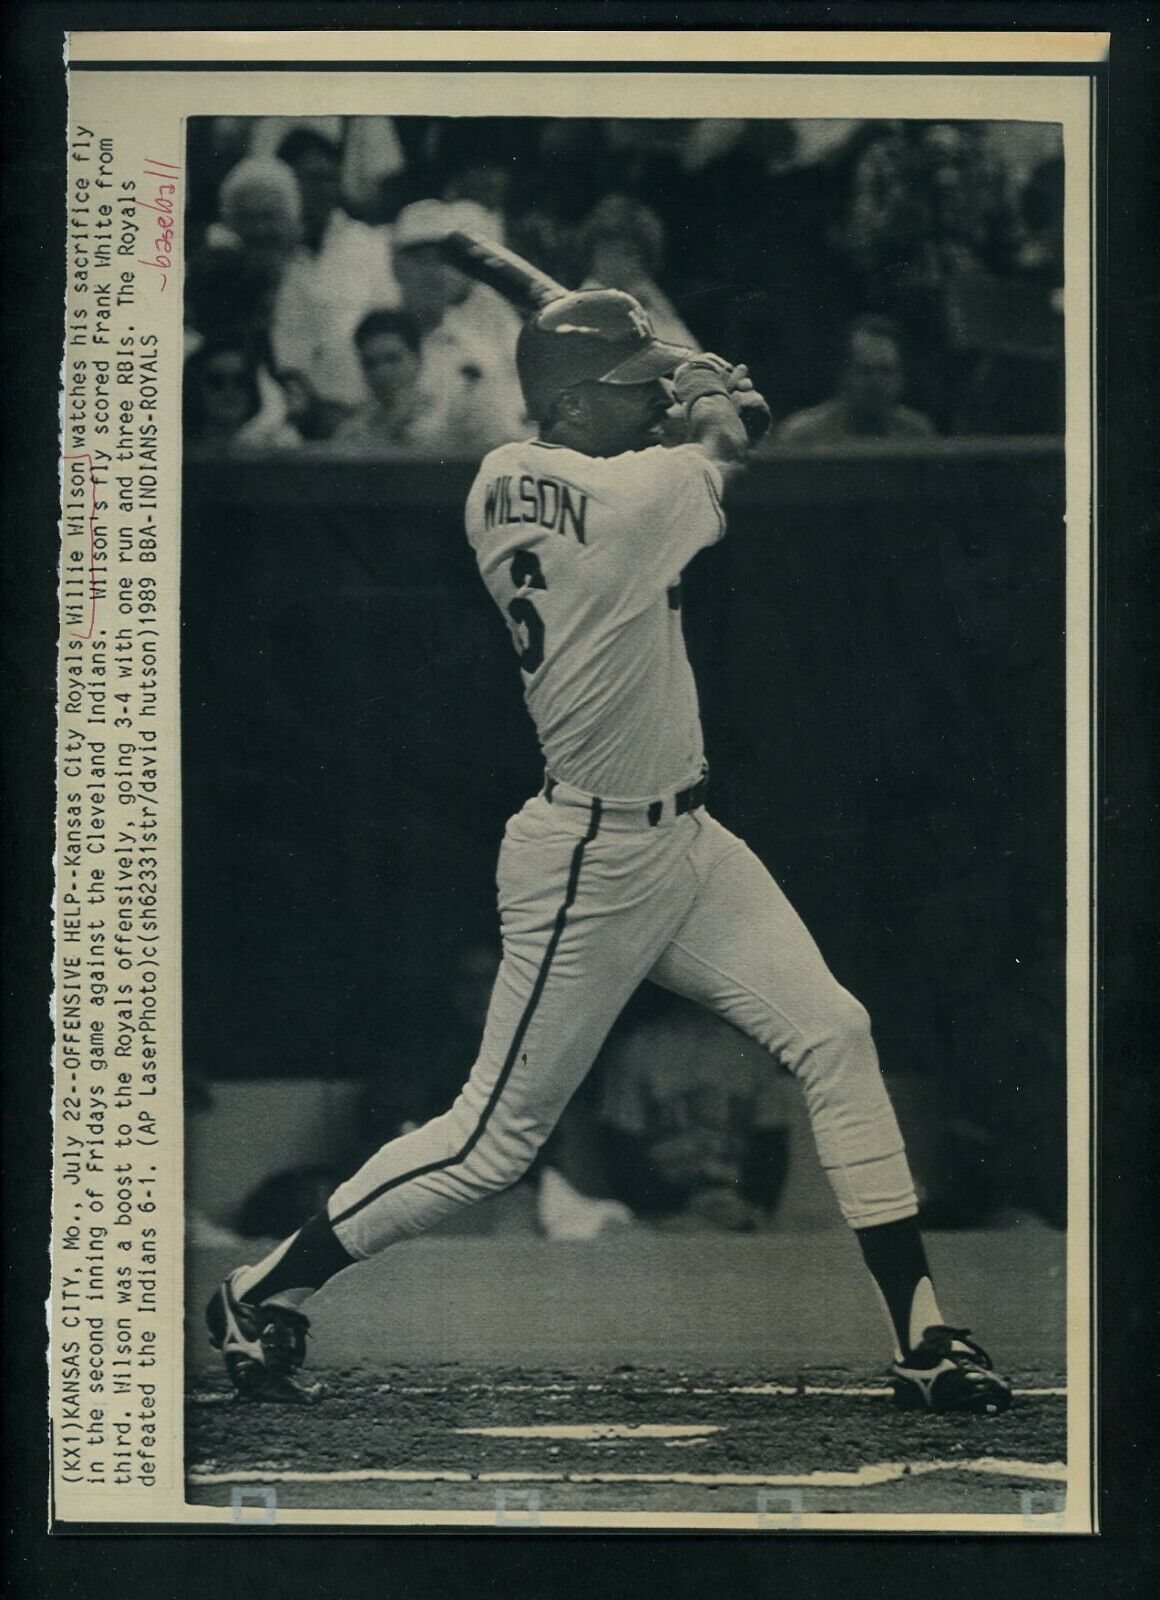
{"left": 62, "top": 451, "right": 99, "bottom": 640}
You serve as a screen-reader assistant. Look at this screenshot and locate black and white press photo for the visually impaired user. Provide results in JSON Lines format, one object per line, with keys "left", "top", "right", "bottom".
{"left": 50, "top": 29, "right": 1102, "bottom": 1535}
{"left": 180, "top": 102, "right": 1078, "bottom": 1524}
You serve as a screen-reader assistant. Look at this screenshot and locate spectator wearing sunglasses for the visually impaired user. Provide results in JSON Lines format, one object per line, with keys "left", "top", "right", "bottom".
{"left": 183, "top": 340, "right": 302, "bottom": 453}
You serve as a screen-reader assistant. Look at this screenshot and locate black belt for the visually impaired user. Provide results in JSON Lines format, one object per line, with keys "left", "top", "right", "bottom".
{"left": 543, "top": 772, "right": 707, "bottom": 828}
{"left": 672, "top": 776, "right": 708, "bottom": 818}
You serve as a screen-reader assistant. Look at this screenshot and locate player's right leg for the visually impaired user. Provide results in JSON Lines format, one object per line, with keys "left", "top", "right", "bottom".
{"left": 647, "top": 813, "right": 1011, "bottom": 1414}
{"left": 207, "top": 792, "right": 700, "bottom": 1400}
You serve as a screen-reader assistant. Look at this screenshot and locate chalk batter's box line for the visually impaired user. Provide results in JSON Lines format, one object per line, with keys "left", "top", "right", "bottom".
{"left": 364, "top": 1381, "right": 1069, "bottom": 1400}
{"left": 61, "top": 451, "right": 99, "bottom": 642}
{"left": 189, "top": 1381, "right": 1067, "bottom": 1406}
{"left": 188, "top": 1457, "right": 1068, "bottom": 1490}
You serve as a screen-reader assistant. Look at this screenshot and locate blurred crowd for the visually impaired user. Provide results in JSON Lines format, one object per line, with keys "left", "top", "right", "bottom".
{"left": 185, "top": 115, "right": 1067, "bottom": 1245}
{"left": 346, "top": 939, "right": 794, "bottom": 1238}
{"left": 184, "top": 115, "right": 1065, "bottom": 456}
{"left": 212, "top": 924, "right": 1058, "bottom": 1247}
{"left": 207, "top": 938, "right": 798, "bottom": 1245}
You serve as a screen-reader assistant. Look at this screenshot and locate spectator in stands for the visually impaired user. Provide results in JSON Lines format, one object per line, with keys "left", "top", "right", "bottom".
{"left": 1017, "top": 152, "right": 1065, "bottom": 292}
{"left": 426, "top": 117, "right": 540, "bottom": 227}
{"left": 392, "top": 198, "right": 529, "bottom": 457}
{"left": 574, "top": 193, "right": 699, "bottom": 350}
{"left": 218, "top": 157, "right": 303, "bottom": 277}
{"left": 841, "top": 121, "right": 1020, "bottom": 426}
{"left": 186, "top": 157, "right": 301, "bottom": 352}
{"left": 980, "top": 122, "right": 1064, "bottom": 209}
{"left": 844, "top": 121, "right": 1019, "bottom": 298}
{"left": 184, "top": 160, "right": 310, "bottom": 448}
{"left": 250, "top": 114, "right": 407, "bottom": 222}
{"left": 598, "top": 989, "right": 790, "bottom": 1231}
{"left": 660, "top": 120, "right": 879, "bottom": 419}
{"left": 948, "top": 152, "right": 1065, "bottom": 435}
{"left": 182, "top": 339, "right": 302, "bottom": 453}
{"left": 513, "top": 119, "right": 720, "bottom": 291}
{"left": 330, "top": 309, "right": 432, "bottom": 453}
{"left": 777, "top": 314, "right": 935, "bottom": 444}
{"left": 270, "top": 127, "right": 400, "bottom": 433}
{"left": 442, "top": 155, "right": 512, "bottom": 244}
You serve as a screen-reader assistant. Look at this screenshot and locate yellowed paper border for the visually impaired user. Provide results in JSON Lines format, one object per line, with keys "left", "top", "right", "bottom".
{"left": 52, "top": 31, "right": 1097, "bottom": 1535}
{"left": 69, "top": 29, "right": 1109, "bottom": 65}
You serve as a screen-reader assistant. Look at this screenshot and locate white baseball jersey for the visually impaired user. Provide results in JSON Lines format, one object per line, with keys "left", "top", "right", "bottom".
{"left": 465, "top": 439, "right": 727, "bottom": 799}
{"left": 323, "top": 432, "right": 917, "bottom": 1264}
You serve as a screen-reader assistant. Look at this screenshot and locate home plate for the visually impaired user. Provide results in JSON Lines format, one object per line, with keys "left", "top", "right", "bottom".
{"left": 454, "top": 1424, "right": 722, "bottom": 1441}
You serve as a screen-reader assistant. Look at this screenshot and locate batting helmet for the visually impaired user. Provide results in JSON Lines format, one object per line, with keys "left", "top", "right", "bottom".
{"left": 516, "top": 289, "right": 690, "bottom": 423}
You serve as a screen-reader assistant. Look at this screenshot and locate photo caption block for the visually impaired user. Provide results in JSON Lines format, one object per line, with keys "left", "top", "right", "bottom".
{"left": 53, "top": 103, "right": 183, "bottom": 1522}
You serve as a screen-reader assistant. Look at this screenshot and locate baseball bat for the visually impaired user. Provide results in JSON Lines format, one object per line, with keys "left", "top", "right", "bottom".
{"left": 439, "top": 228, "right": 770, "bottom": 441}
{"left": 437, "top": 230, "right": 568, "bottom": 317}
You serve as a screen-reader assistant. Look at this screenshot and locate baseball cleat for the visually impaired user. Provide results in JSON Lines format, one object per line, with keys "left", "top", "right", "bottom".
{"left": 890, "top": 1325, "right": 1012, "bottom": 1415}
{"left": 206, "top": 1270, "right": 321, "bottom": 1404}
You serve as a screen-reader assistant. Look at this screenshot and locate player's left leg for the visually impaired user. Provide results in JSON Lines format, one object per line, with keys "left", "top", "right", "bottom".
{"left": 206, "top": 795, "right": 704, "bottom": 1400}
{"left": 647, "top": 813, "right": 1011, "bottom": 1414}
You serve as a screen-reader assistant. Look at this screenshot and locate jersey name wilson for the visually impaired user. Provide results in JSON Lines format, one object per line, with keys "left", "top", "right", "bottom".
{"left": 482, "top": 473, "right": 589, "bottom": 545}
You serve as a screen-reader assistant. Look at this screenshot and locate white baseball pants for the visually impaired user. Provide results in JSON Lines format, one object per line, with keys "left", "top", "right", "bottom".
{"left": 327, "top": 785, "right": 917, "bottom": 1258}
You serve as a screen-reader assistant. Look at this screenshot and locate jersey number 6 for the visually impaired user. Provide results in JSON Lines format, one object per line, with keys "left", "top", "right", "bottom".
{"left": 506, "top": 548, "right": 547, "bottom": 674}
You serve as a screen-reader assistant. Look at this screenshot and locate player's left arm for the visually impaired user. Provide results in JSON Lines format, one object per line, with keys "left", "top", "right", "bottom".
{"left": 593, "top": 362, "right": 768, "bottom": 598}
{"left": 671, "top": 357, "right": 771, "bottom": 491}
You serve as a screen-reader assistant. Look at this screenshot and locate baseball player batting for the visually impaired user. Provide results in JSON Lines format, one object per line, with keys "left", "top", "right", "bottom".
{"left": 208, "top": 235, "right": 1012, "bottom": 1416}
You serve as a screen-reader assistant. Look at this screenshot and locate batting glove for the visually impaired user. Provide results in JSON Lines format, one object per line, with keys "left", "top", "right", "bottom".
{"left": 674, "top": 356, "right": 772, "bottom": 442}
{"left": 672, "top": 355, "right": 735, "bottom": 409}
